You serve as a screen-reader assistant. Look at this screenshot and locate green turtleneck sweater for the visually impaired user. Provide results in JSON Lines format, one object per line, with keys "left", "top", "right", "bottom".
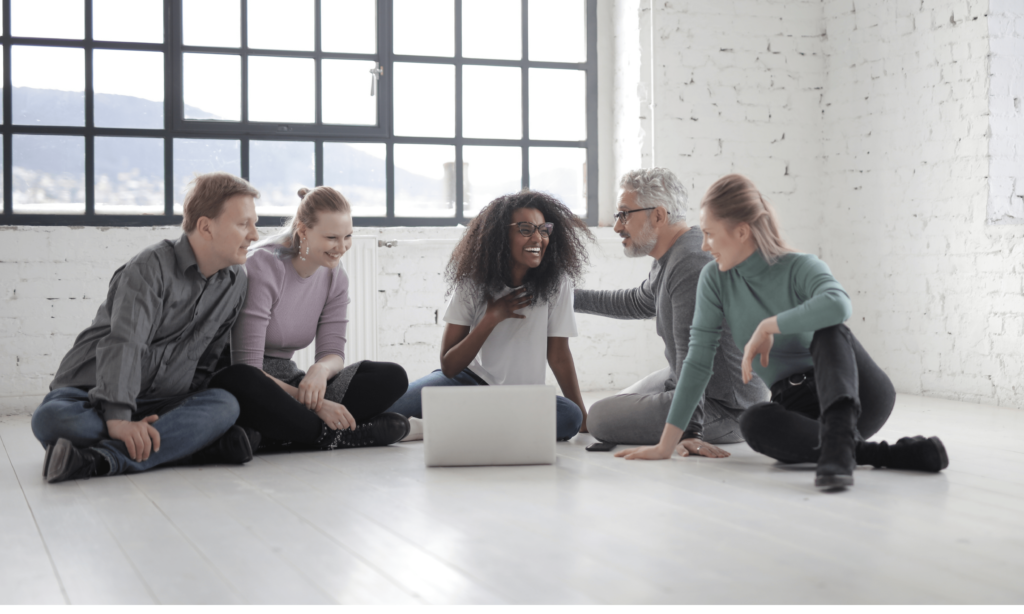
{"left": 665, "top": 250, "right": 853, "bottom": 430}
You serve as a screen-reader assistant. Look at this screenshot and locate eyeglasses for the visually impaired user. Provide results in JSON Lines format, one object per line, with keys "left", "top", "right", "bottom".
{"left": 510, "top": 221, "right": 555, "bottom": 238}
{"left": 612, "top": 207, "right": 657, "bottom": 223}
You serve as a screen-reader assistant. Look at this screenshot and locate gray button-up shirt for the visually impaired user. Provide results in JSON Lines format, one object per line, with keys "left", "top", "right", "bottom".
{"left": 50, "top": 233, "right": 248, "bottom": 422}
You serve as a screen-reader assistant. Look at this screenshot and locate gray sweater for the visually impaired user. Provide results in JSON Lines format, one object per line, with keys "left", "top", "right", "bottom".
{"left": 575, "top": 227, "right": 768, "bottom": 422}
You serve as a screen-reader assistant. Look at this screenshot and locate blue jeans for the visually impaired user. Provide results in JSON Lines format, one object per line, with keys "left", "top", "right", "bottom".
{"left": 31, "top": 387, "right": 240, "bottom": 476}
{"left": 387, "top": 369, "right": 583, "bottom": 440}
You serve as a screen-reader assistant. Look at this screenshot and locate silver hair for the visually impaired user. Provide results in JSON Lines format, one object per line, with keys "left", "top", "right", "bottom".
{"left": 619, "top": 168, "right": 688, "bottom": 224}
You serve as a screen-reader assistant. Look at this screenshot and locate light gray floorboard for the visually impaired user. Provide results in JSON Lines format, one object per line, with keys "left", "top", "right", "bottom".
{"left": 2, "top": 393, "right": 1023, "bottom": 604}
{"left": 0, "top": 426, "right": 65, "bottom": 604}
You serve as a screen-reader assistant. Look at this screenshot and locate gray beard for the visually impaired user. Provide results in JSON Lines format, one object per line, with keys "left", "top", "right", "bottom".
{"left": 623, "top": 221, "right": 658, "bottom": 258}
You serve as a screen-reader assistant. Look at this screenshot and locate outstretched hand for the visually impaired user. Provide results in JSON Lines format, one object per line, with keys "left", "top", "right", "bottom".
{"left": 676, "top": 438, "right": 730, "bottom": 458}
{"left": 614, "top": 444, "right": 674, "bottom": 461}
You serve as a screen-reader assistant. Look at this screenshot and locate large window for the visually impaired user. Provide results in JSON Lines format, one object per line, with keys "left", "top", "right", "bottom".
{"left": 0, "top": 0, "right": 597, "bottom": 226}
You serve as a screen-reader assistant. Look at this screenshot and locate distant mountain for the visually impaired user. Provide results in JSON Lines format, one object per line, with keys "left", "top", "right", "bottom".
{"left": 6, "top": 87, "right": 582, "bottom": 213}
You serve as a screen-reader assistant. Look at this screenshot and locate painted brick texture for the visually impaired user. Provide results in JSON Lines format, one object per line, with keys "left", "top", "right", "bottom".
{"left": 819, "top": 0, "right": 1024, "bottom": 408}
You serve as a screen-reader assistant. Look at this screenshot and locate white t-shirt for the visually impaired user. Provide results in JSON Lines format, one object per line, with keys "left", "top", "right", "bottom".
{"left": 443, "top": 278, "right": 578, "bottom": 386}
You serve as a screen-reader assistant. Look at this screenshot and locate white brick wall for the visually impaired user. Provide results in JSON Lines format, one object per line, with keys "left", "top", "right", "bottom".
{"left": 0, "top": 225, "right": 666, "bottom": 415}
{"left": 988, "top": 0, "right": 1024, "bottom": 223}
{"left": 621, "top": 0, "right": 1024, "bottom": 408}
{"left": 819, "top": 0, "right": 1024, "bottom": 407}
{"left": 641, "top": 0, "right": 826, "bottom": 255}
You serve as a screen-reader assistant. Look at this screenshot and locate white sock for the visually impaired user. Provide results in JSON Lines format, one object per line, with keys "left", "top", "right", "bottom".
{"left": 401, "top": 416, "right": 424, "bottom": 442}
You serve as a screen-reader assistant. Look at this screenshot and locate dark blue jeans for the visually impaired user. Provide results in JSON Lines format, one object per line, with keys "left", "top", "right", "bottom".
{"left": 387, "top": 368, "right": 584, "bottom": 440}
{"left": 31, "top": 387, "right": 240, "bottom": 475}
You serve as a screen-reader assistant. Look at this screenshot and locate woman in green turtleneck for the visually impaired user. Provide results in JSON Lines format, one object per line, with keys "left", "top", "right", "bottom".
{"left": 616, "top": 174, "right": 947, "bottom": 491}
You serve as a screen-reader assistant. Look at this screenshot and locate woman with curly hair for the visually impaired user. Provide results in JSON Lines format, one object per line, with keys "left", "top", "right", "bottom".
{"left": 388, "top": 190, "right": 595, "bottom": 441}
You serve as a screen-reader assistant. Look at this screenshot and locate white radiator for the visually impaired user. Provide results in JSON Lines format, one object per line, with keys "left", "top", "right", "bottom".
{"left": 292, "top": 236, "right": 378, "bottom": 371}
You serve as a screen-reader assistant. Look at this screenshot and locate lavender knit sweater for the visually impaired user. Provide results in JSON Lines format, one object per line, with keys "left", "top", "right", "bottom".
{"left": 231, "top": 247, "right": 351, "bottom": 369}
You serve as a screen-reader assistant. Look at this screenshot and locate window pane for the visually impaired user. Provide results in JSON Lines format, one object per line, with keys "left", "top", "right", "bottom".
{"left": 183, "top": 0, "right": 239, "bottom": 48}
{"left": 322, "top": 60, "right": 377, "bottom": 126}
{"left": 12, "top": 0, "right": 83, "bottom": 39}
{"left": 173, "top": 139, "right": 241, "bottom": 214}
{"left": 93, "top": 0, "right": 162, "bottom": 43}
{"left": 322, "top": 0, "right": 375, "bottom": 54}
{"left": 463, "top": 146, "right": 521, "bottom": 217}
{"left": 248, "top": 0, "right": 313, "bottom": 51}
{"left": 249, "top": 141, "right": 315, "bottom": 216}
{"left": 395, "top": 145, "right": 456, "bottom": 217}
{"left": 463, "top": 0, "right": 520, "bottom": 60}
{"left": 184, "top": 53, "right": 240, "bottom": 121}
{"left": 248, "top": 57, "right": 315, "bottom": 123}
{"left": 324, "top": 143, "right": 385, "bottom": 217}
{"left": 13, "top": 135, "right": 85, "bottom": 214}
{"left": 529, "top": 69, "right": 586, "bottom": 141}
{"left": 529, "top": 0, "right": 586, "bottom": 62}
{"left": 13, "top": 46, "right": 84, "bottom": 127}
{"left": 95, "top": 137, "right": 164, "bottom": 215}
{"left": 463, "top": 66, "right": 521, "bottom": 139}
{"left": 94, "top": 50, "right": 163, "bottom": 129}
{"left": 394, "top": 63, "right": 454, "bottom": 137}
{"left": 530, "top": 147, "right": 586, "bottom": 215}
{"left": 393, "top": 0, "right": 453, "bottom": 57}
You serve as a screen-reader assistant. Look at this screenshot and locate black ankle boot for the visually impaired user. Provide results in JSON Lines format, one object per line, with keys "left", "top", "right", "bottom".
{"left": 316, "top": 413, "right": 411, "bottom": 450}
{"left": 815, "top": 402, "right": 859, "bottom": 491}
{"left": 857, "top": 436, "right": 948, "bottom": 472}
{"left": 46, "top": 439, "right": 109, "bottom": 484}
{"left": 184, "top": 426, "right": 260, "bottom": 466}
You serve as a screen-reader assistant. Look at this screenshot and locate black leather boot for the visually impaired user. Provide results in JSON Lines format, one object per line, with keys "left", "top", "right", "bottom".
{"left": 815, "top": 401, "right": 859, "bottom": 491}
{"left": 857, "top": 436, "right": 948, "bottom": 472}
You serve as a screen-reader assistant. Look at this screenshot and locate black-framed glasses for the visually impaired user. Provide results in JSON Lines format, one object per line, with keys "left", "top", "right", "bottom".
{"left": 612, "top": 207, "right": 657, "bottom": 223}
{"left": 510, "top": 222, "right": 555, "bottom": 238}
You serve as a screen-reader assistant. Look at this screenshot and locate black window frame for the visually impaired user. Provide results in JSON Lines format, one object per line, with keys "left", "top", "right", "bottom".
{"left": 0, "top": 0, "right": 598, "bottom": 227}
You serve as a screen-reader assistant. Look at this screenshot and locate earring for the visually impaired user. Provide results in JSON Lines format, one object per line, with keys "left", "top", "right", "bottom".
{"left": 306, "top": 244, "right": 310, "bottom": 256}
{"left": 298, "top": 238, "right": 306, "bottom": 261}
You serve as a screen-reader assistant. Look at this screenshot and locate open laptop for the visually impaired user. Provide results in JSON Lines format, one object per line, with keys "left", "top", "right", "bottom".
{"left": 422, "top": 385, "right": 556, "bottom": 467}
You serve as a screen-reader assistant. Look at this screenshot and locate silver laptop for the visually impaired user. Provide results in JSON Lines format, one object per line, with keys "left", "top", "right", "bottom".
{"left": 422, "top": 385, "right": 556, "bottom": 467}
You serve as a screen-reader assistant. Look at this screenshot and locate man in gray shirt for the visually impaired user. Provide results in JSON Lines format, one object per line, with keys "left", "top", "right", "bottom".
{"left": 31, "top": 172, "right": 261, "bottom": 483}
{"left": 575, "top": 168, "right": 768, "bottom": 456}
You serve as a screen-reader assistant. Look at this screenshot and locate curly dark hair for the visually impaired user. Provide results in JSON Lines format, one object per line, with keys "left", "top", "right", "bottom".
{"left": 445, "top": 190, "right": 594, "bottom": 304}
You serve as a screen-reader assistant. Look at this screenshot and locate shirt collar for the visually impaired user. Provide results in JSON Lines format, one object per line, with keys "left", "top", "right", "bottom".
{"left": 173, "top": 233, "right": 239, "bottom": 282}
{"left": 733, "top": 248, "right": 771, "bottom": 279}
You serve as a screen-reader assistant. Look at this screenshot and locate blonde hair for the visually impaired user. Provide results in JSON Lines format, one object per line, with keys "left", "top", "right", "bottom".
{"left": 181, "top": 172, "right": 260, "bottom": 233}
{"left": 701, "top": 174, "right": 793, "bottom": 265}
{"left": 252, "top": 186, "right": 352, "bottom": 256}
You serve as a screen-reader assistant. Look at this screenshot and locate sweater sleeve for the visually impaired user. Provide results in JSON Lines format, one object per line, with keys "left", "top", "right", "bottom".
{"left": 230, "top": 249, "right": 282, "bottom": 368}
{"left": 573, "top": 274, "right": 657, "bottom": 320}
{"left": 774, "top": 255, "right": 852, "bottom": 334}
{"left": 315, "top": 266, "right": 351, "bottom": 363}
{"left": 665, "top": 263, "right": 726, "bottom": 430}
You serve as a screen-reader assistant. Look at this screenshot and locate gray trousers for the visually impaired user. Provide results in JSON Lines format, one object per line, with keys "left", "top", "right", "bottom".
{"left": 588, "top": 368, "right": 745, "bottom": 445}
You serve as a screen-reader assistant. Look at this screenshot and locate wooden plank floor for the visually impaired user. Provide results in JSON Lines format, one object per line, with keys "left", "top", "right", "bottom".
{"left": 1, "top": 392, "right": 1022, "bottom": 605}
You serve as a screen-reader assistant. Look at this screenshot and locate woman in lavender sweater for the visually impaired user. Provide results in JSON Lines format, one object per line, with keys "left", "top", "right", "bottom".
{"left": 209, "top": 187, "right": 410, "bottom": 450}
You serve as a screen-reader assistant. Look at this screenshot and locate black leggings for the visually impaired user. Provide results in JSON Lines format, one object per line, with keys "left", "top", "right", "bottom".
{"left": 739, "top": 325, "right": 896, "bottom": 464}
{"left": 209, "top": 361, "right": 409, "bottom": 446}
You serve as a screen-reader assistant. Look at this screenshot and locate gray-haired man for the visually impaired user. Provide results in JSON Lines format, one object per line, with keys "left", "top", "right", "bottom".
{"left": 575, "top": 168, "right": 768, "bottom": 456}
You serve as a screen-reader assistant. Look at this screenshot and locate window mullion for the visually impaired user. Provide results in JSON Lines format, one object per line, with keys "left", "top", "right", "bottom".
{"left": 84, "top": 0, "right": 95, "bottom": 216}
{"left": 520, "top": 0, "right": 529, "bottom": 190}
{"left": 241, "top": 0, "right": 248, "bottom": 124}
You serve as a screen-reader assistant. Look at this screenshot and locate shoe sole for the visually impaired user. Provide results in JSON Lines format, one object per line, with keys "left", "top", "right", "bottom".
{"left": 42, "top": 443, "right": 54, "bottom": 478}
{"left": 815, "top": 473, "right": 854, "bottom": 491}
{"left": 928, "top": 436, "right": 949, "bottom": 471}
{"left": 46, "top": 439, "right": 77, "bottom": 484}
